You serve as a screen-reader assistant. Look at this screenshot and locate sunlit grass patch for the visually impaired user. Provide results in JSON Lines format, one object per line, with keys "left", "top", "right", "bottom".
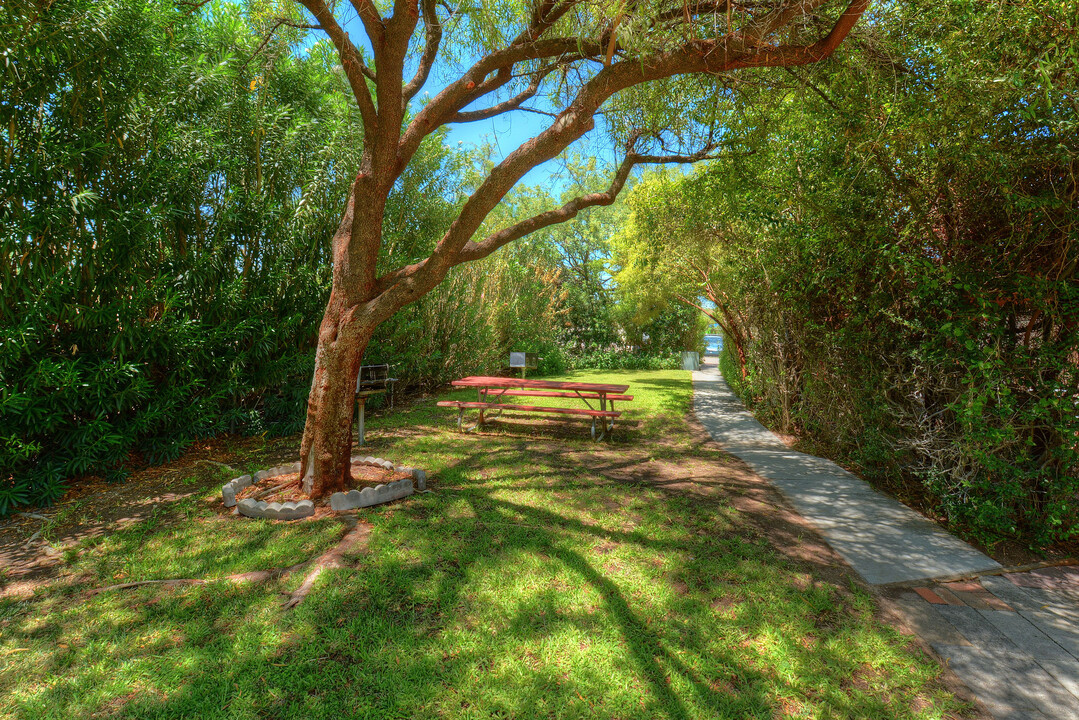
{"left": 0, "top": 370, "right": 971, "bottom": 719}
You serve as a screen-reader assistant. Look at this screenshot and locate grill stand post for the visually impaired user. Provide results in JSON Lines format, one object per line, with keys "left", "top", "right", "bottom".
{"left": 356, "top": 396, "right": 367, "bottom": 447}
{"left": 354, "top": 379, "right": 396, "bottom": 447}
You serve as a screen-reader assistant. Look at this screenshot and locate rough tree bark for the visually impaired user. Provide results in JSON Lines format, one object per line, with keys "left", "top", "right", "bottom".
{"left": 291, "top": 0, "right": 872, "bottom": 498}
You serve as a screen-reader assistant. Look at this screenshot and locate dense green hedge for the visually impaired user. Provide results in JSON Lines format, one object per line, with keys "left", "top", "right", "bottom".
{"left": 0, "top": 0, "right": 330, "bottom": 512}
{"left": 564, "top": 351, "right": 682, "bottom": 372}
{"left": 0, "top": 0, "right": 561, "bottom": 514}
{"left": 627, "top": 1, "right": 1079, "bottom": 547}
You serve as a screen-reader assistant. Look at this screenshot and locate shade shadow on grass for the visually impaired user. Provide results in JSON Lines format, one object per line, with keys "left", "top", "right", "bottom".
{"left": 0, "top": 370, "right": 968, "bottom": 720}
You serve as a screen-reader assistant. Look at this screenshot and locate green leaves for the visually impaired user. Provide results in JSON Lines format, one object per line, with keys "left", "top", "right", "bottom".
{"left": 616, "top": 0, "right": 1079, "bottom": 547}
{"left": 0, "top": 0, "right": 575, "bottom": 513}
{"left": 0, "top": 0, "right": 354, "bottom": 511}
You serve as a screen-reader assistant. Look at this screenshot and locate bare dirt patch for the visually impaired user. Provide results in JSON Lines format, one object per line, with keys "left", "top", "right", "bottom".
{"left": 0, "top": 438, "right": 275, "bottom": 596}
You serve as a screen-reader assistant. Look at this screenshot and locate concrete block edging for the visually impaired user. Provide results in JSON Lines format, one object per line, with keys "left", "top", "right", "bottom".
{"left": 330, "top": 456, "right": 427, "bottom": 512}
{"left": 222, "top": 456, "right": 427, "bottom": 519}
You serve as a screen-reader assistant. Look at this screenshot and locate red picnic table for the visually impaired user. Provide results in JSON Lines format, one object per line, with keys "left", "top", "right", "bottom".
{"left": 437, "top": 376, "right": 632, "bottom": 440}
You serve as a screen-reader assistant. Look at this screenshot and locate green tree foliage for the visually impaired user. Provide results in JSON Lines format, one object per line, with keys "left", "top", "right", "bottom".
{"left": 2, "top": 0, "right": 346, "bottom": 512}
{"left": 611, "top": 169, "right": 727, "bottom": 357}
{"left": 621, "top": 0, "right": 1079, "bottom": 546}
{"left": 504, "top": 166, "right": 622, "bottom": 353}
{"left": 512, "top": 168, "right": 701, "bottom": 369}
{"left": 0, "top": 0, "right": 561, "bottom": 514}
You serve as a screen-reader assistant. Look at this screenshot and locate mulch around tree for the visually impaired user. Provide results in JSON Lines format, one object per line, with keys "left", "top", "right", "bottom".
{"left": 234, "top": 463, "right": 413, "bottom": 506}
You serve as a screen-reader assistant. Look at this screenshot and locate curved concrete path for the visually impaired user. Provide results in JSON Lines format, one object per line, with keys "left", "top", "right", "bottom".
{"left": 692, "top": 363, "right": 1000, "bottom": 585}
{"left": 692, "top": 362, "right": 1079, "bottom": 719}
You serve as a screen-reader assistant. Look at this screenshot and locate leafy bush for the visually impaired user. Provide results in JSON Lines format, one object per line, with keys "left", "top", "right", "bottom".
{"left": 622, "top": 1, "right": 1079, "bottom": 547}
{"left": 0, "top": 0, "right": 562, "bottom": 514}
{"left": 565, "top": 350, "right": 681, "bottom": 372}
{"left": 718, "top": 335, "right": 743, "bottom": 390}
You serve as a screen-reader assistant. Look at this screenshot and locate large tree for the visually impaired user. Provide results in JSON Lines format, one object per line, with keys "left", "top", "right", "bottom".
{"left": 291, "top": 0, "right": 871, "bottom": 497}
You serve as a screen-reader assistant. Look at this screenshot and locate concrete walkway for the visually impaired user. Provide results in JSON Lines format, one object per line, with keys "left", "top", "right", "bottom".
{"left": 692, "top": 362, "right": 1079, "bottom": 719}
{"left": 692, "top": 363, "right": 999, "bottom": 585}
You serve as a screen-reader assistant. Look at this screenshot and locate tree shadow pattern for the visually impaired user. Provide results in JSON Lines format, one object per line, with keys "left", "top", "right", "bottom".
{"left": 0, "top": 423, "right": 968, "bottom": 719}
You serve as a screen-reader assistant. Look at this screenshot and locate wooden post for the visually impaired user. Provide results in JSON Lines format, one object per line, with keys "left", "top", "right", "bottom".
{"left": 356, "top": 396, "right": 367, "bottom": 446}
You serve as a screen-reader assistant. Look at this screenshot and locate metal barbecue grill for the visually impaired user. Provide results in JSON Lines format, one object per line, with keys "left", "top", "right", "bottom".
{"left": 509, "top": 352, "right": 539, "bottom": 378}
{"left": 355, "top": 364, "right": 397, "bottom": 446}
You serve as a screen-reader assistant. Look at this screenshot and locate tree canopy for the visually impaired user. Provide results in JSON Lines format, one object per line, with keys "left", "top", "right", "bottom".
{"left": 612, "top": 0, "right": 1079, "bottom": 545}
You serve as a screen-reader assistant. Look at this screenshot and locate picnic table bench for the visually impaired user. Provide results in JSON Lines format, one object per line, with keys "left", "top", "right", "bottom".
{"left": 437, "top": 376, "right": 632, "bottom": 440}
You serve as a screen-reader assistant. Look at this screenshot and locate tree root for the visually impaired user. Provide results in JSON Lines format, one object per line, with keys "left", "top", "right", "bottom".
{"left": 281, "top": 519, "right": 370, "bottom": 610}
{"left": 87, "top": 518, "right": 370, "bottom": 606}
{"left": 87, "top": 564, "right": 305, "bottom": 596}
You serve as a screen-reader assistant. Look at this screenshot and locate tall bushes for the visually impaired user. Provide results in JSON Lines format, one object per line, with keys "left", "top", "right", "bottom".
{"left": 625, "top": 1, "right": 1078, "bottom": 546}
{"left": 0, "top": 0, "right": 561, "bottom": 513}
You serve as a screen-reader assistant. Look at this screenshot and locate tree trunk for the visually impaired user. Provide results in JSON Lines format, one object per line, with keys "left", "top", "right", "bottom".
{"left": 694, "top": 303, "right": 749, "bottom": 380}
{"left": 729, "top": 331, "right": 749, "bottom": 380}
{"left": 299, "top": 291, "right": 373, "bottom": 497}
{"left": 710, "top": 296, "right": 749, "bottom": 380}
{"left": 298, "top": 172, "right": 392, "bottom": 499}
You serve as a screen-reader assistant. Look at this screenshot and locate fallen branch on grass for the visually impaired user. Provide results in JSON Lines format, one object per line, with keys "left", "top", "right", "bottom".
{"left": 252, "top": 480, "right": 296, "bottom": 501}
{"left": 87, "top": 518, "right": 371, "bottom": 605}
{"left": 21, "top": 530, "right": 42, "bottom": 550}
{"left": 87, "top": 564, "right": 306, "bottom": 595}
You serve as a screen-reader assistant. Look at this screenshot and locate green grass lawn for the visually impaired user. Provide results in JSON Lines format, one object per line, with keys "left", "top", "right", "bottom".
{"left": 0, "top": 370, "right": 970, "bottom": 719}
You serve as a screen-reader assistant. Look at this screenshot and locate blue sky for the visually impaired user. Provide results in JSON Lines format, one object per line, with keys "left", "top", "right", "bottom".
{"left": 314, "top": 11, "right": 622, "bottom": 192}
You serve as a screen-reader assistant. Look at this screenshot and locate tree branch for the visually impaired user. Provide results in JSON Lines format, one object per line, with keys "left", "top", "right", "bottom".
{"left": 243, "top": 18, "right": 322, "bottom": 69}
{"left": 651, "top": 1, "right": 734, "bottom": 26}
{"left": 348, "top": 0, "right": 385, "bottom": 46}
{"left": 399, "top": 30, "right": 602, "bottom": 166}
{"left": 454, "top": 144, "right": 744, "bottom": 265}
{"left": 731, "top": 0, "right": 872, "bottom": 69}
{"left": 371, "top": 0, "right": 869, "bottom": 316}
{"left": 447, "top": 69, "right": 551, "bottom": 123}
{"left": 674, "top": 292, "right": 732, "bottom": 336}
{"left": 296, "top": 0, "right": 378, "bottom": 133}
{"left": 402, "top": 0, "right": 443, "bottom": 101}
{"left": 782, "top": 66, "right": 844, "bottom": 112}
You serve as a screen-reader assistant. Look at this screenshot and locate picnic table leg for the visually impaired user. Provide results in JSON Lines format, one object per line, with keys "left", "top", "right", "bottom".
{"left": 483, "top": 387, "right": 504, "bottom": 420}
{"left": 590, "top": 416, "right": 606, "bottom": 442}
{"left": 464, "top": 407, "right": 485, "bottom": 432}
{"left": 608, "top": 400, "right": 615, "bottom": 431}
{"left": 456, "top": 406, "right": 464, "bottom": 431}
